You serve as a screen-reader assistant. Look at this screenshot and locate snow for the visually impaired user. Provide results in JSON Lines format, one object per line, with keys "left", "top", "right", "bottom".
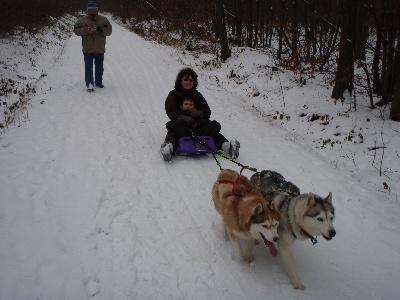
{"left": 1, "top": 15, "right": 399, "bottom": 300}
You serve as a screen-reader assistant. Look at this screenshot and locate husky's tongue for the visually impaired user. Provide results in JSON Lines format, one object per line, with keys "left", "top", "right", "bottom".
{"left": 259, "top": 232, "right": 278, "bottom": 257}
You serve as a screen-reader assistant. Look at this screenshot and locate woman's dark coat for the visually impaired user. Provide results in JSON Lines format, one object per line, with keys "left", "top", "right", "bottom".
{"left": 165, "top": 87, "right": 211, "bottom": 127}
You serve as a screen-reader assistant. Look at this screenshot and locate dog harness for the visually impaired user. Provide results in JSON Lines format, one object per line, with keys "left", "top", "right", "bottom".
{"left": 218, "top": 166, "right": 256, "bottom": 196}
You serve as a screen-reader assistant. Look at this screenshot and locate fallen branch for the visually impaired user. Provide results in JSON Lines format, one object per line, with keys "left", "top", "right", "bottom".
{"left": 368, "top": 146, "right": 386, "bottom": 151}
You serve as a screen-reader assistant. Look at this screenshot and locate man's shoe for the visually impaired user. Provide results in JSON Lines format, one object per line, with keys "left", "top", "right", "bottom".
{"left": 87, "top": 84, "right": 94, "bottom": 92}
{"left": 160, "top": 142, "right": 173, "bottom": 163}
{"left": 222, "top": 139, "right": 240, "bottom": 159}
{"left": 95, "top": 84, "right": 104, "bottom": 88}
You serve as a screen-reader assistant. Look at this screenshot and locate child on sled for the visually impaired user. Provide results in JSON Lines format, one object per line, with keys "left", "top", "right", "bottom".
{"left": 160, "top": 67, "right": 240, "bottom": 162}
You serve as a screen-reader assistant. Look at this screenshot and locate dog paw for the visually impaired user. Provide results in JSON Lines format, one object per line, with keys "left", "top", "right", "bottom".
{"left": 293, "top": 281, "right": 305, "bottom": 290}
{"left": 244, "top": 254, "right": 255, "bottom": 263}
{"left": 233, "top": 250, "right": 245, "bottom": 261}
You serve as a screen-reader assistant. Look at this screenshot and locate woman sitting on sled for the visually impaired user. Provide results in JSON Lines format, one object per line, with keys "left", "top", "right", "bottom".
{"left": 160, "top": 67, "right": 240, "bottom": 162}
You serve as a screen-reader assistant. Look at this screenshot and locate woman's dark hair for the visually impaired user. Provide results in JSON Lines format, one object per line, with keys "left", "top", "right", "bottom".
{"left": 174, "top": 67, "right": 198, "bottom": 90}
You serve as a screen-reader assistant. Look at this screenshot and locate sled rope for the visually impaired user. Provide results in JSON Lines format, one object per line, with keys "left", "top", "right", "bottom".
{"left": 215, "top": 150, "right": 257, "bottom": 171}
{"left": 188, "top": 130, "right": 224, "bottom": 169}
{"left": 189, "top": 131, "right": 223, "bottom": 169}
{"left": 189, "top": 129, "right": 257, "bottom": 172}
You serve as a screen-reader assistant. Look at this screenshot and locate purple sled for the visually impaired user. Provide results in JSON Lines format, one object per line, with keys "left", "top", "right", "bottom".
{"left": 176, "top": 136, "right": 217, "bottom": 155}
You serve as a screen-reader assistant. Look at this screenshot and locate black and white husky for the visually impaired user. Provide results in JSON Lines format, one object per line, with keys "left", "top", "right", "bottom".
{"left": 251, "top": 170, "right": 336, "bottom": 290}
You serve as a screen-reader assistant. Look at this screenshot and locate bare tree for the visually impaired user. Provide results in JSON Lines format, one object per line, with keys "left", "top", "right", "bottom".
{"left": 372, "top": 0, "right": 383, "bottom": 96}
{"left": 332, "top": 0, "right": 356, "bottom": 100}
{"left": 233, "top": 0, "right": 243, "bottom": 46}
{"left": 215, "top": 0, "right": 230, "bottom": 62}
{"left": 245, "top": 0, "right": 253, "bottom": 47}
{"left": 389, "top": 1, "right": 400, "bottom": 120}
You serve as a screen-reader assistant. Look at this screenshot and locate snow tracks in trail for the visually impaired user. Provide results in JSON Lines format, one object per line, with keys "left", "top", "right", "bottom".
{"left": 0, "top": 19, "right": 269, "bottom": 299}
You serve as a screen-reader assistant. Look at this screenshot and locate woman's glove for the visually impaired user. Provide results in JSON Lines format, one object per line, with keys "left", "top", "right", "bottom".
{"left": 188, "top": 109, "right": 203, "bottom": 118}
{"left": 180, "top": 115, "right": 195, "bottom": 125}
{"left": 97, "top": 27, "right": 104, "bottom": 33}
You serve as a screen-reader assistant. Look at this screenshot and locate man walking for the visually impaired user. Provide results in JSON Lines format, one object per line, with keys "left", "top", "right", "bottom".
{"left": 73, "top": 1, "right": 112, "bottom": 91}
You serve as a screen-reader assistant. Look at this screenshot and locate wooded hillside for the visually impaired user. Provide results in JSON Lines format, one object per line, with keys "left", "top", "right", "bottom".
{"left": 1, "top": 0, "right": 399, "bottom": 121}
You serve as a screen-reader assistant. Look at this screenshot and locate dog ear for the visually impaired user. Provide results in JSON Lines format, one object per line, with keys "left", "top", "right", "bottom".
{"left": 306, "top": 192, "right": 316, "bottom": 206}
{"left": 325, "top": 192, "right": 333, "bottom": 204}
{"left": 269, "top": 200, "right": 278, "bottom": 211}
{"left": 251, "top": 203, "right": 264, "bottom": 216}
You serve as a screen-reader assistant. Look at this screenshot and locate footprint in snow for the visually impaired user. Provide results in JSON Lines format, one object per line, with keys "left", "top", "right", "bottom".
{"left": 84, "top": 275, "right": 100, "bottom": 298}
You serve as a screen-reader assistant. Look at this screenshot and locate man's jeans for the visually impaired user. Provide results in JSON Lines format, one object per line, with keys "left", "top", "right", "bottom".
{"left": 84, "top": 53, "right": 104, "bottom": 87}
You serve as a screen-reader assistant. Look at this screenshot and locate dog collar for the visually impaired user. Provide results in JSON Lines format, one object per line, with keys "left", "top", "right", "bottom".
{"left": 293, "top": 229, "right": 318, "bottom": 245}
{"left": 280, "top": 180, "right": 288, "bottom": 192}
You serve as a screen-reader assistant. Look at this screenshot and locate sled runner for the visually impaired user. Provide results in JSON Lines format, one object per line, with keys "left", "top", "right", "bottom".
{"left": 176, "top": 136, "right": 217, "bottom": 155}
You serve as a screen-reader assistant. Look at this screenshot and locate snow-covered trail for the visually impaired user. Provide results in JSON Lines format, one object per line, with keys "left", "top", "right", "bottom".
{"left": 0, "top": 19, "right": 267, "bottom": 299}
{"left": 1, "top": 18, "right": 399, "bottom": 300}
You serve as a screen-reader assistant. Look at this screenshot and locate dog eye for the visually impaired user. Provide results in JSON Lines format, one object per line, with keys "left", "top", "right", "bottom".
{"left": 317, "top": 217, "right": 324, "bottom": 222}
{"left": 262, "top": 225, "right": 270, "bottom": 229}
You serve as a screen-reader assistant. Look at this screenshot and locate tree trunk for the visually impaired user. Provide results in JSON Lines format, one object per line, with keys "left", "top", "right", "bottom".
{"left": 253, "top": 0, "right": 260, "bottom": 47}
{"left": 304, "top": 3, "right": 311, "bottom": 59}
{"left": 215, "top": 0, "right": 230, "bottom": 62}
{"left": 246, "top": 0, "right": 253, "bottom": 47}
{"left": 331, "top": 0, "right": 355, "bottom": 100}
{"left": 119, "top": 0, "right": 127, "bottom": 24}
{"left": 354, "top": 0, "right": 369, "bottom": 61}
{"left": 372, "top": 32, "right": 382, "bottom": 95}
{"left": 291, "top": 0, "right": 299, "bottom": 64}
{"left": 233, "top": 0, "right": 243, "bottom": 46}
{"left": 376, "top": 0, "right": 395, "bottom": 107}
{"left": 277, "top": 26, "right": 283, "bottom": 59}
{"left": 390, "top": 2, "right": 400, "bottom": 121}
{"left": 390, "top": 65, "right": 400, "bottom": 121}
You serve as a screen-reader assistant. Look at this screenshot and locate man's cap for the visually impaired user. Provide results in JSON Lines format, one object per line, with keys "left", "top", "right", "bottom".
{"left": 87, "top": 1, "right": 98, "bottom": 12}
